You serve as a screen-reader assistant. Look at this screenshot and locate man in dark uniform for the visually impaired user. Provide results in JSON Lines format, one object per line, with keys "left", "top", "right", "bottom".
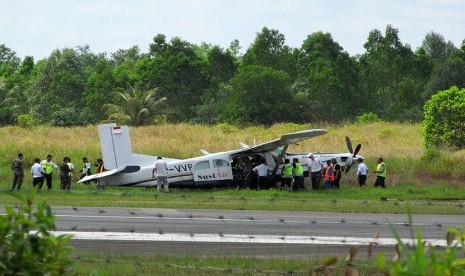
{"left": 11, "top": 153, "right": 24, "bottom": 191}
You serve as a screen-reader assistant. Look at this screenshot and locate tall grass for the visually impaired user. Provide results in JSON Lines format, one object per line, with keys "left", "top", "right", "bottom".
{"left": 1, "top": 122, "right": 464, "bottom": 189}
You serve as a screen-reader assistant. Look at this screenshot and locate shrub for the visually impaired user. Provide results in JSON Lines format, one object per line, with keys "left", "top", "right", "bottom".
{"left": 355, "top": 112, "right": 381, "bottom": 124}
{"left": 0, "top": 192, "right": 75, "bottom": 275}
{"left": 424, "top": 86, "right": 465, "bottom": 150}
{"left": 17, "top": 114, "right": 36, "bottom": 128}
{"left": 377, "top": 215, "right": 465, "bottom": 275}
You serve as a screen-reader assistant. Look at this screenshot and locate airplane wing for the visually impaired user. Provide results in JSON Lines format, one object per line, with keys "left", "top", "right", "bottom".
{"left": 236, "top": 129, "right": 327, "bottom": 154}
{"left": 78, "top": 165, "right": 140, "bottom": 183}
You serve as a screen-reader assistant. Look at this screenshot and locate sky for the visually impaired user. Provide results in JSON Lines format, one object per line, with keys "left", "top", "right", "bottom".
{"left": 1, "top": 0, "right": 464, "bottom": 60}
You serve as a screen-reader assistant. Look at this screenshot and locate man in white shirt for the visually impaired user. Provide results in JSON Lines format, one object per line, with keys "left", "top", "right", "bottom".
{"left": 307, "top": 153, "right": 323, "bottom": 190}
{"left": 357, "top": 157, "right": 368, "bottom": 186}
{"left": 31, "top": 158, "right": 44, "bottom": 190}
{"left": 252, "top": 160, "right": 270, "bottom": 190}
{"left": 152, "top": 156, "right": 169, "bottom": 192}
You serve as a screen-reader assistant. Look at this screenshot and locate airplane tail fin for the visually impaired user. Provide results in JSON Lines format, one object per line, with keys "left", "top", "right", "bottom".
{"left": 98, "top": 123, "right": 133, "bottom": 170}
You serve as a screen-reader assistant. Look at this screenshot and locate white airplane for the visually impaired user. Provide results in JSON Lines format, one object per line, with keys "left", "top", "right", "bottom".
{"left": 79, "top": 124, "right": 363, "bottom": 188}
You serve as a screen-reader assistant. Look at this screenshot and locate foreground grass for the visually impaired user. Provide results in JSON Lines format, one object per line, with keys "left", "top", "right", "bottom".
{"left": 2, "top": 183, "right": 464, "bottom": 215}
{"left": 73, "top": 253, "right": 382, "bottom": 276}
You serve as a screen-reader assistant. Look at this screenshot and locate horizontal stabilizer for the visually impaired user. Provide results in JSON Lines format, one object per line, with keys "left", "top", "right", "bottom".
{"left": 78, "top": 165, "right": 141, "bottom": 183}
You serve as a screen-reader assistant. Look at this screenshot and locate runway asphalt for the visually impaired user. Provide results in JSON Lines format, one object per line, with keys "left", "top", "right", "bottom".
{"left": 14, "top": 206, "right": 462, "bottom": 257}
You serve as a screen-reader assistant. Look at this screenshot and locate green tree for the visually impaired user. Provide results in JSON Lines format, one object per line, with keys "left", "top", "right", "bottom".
{"left": 220, "top": 65, "right": 294, "bottom": 125}
{"left": 419, "top": 31, "right": 457, "bottom": 63}
{"left": 422, "top": 57, "right": 465, "bottom": 101}
{"left": 358, "top": 25, "right": 419, "bottom": 120}
{"left": 28, "top": 48, "right": 87, "bottom": 126}
{"left": 103, "top": 85, "right": 166, "bottom": 126}
{"left": 193, "top": 46, "right": 238, "bottom": 124}
{"left": 424, "top": 86, "right": 465, "bottom": 149}
{"left": 243, "top": 27, "right": 298, "bottom": 78}
{"left": 297, "top": 31, "right": 359, "bottom": 122}
{"left": 82, "top": 56, "right": 116, "bottom": 123}
{"left": 0, "top": 44, "right": 20, "bottom": 76}
{"left": 142, "top": 35, "right": 210, "bottom": 121}
{"left": 0, "top": 77, "right": 15, "bottom": 125}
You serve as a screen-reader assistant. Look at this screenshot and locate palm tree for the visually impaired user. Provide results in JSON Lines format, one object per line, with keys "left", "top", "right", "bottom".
{"left": 103, "top": 85, "right": 166, "bottom": 126}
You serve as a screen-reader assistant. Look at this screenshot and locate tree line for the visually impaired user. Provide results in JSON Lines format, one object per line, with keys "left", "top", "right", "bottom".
{"left": 1, "top": 25, "right": 464, "bottom": 127}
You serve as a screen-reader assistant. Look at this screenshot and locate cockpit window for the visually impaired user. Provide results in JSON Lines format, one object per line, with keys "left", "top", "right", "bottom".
{"left": 194, "top": 161, "right": 210, "bottom": 170}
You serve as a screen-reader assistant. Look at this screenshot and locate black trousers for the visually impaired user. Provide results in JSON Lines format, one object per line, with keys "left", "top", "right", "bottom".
{"left": 44, "top": 173, "right": 53, "bottom": 189}
{"left": 358, "top": 175, "right": 367, "bottom": 186}
{"left": 374, "top": 176, "right": 386, "bottom": 188}
{"left": 257, "top": 176, "right": 268, "bottom": 190}
{"left": 294, "top": 176, "right": 304, "bottom": 190}
{"left": 311, "top": 172, "right": 321, "bottom": 190}
{"left": 33, "top": 176, "right": 44, "bottom": 189}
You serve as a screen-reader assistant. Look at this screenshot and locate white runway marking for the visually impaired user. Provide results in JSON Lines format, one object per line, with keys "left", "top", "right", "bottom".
{"left": 54, "top": 231, "right": 451, "bottom": 247}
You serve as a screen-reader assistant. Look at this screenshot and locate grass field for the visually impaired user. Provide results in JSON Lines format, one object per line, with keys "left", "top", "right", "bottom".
{"left": 72, "top": 253, "right": 382, "bottom": 275}
{"left": 1, "top": 122, "right": 465, "bottom": 215}
{"left": 2, "top": 181, "right": 465, "bottom": 215}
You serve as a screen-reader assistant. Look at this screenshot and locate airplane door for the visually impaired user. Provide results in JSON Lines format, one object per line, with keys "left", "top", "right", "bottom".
{"left": 193, "top": 159, "right": 233, "bottom": 186}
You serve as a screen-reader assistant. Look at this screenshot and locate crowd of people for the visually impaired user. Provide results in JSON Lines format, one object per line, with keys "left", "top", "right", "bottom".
{"left": 10, "top": 153, "right": 106, "bottom": 192}
{"left": 10, "top": 152, "right": 386, "bottom": 192}
{"left": 230, "top": 153, "right": 387, "bottom": 191}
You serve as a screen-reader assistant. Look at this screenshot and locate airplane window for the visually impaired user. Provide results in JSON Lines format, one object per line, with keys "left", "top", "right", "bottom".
{"left": 213, "top": 159, "right": 229, "bottom": 168}
{"left": 194, "top": 161, "right": 210, "bottom": 170}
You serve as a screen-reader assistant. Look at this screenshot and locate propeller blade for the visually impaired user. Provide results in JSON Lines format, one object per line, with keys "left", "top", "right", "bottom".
{"left": 353, "top": 144, "right": 362, "bottom": 157}
{"left": 345, "top": 136, "right": 353, "bottom": 154}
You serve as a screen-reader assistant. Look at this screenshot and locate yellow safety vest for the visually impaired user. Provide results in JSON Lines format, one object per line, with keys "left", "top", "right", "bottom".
{"left": 41, "top": 160, "right": 54, "bottom": 174}
{"left": 376, "top": 162, "right": 386, "bottom": 177}
{"left": 283, "top": 163, "right": 293, "bottom": 178}
{"left": 67, "top": 163, "right": 74, "bottom": 177}
{"left": 293, "top": 163, "right": 303, "bottom": 176}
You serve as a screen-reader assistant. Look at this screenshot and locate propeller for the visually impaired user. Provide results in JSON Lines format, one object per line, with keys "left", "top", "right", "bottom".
{"left": 345, "top": 136, "right": 353, "bottom": 155}
{"left": 344, "top": 136, "right": 362, "bottom": 174}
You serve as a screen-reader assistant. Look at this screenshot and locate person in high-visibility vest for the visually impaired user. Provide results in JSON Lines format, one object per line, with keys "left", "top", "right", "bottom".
{"left": 281, "top": 159, "right": 294, "bottom": 191}
{"left": 331, "top": 159, "right": 341, "bottom": 190}
{"left": 324, "top": 160, "right": 334, "bottom": 190}
{"left": 41, "top": 154, "right": 58, "bottom": 190}
{"left": 80, "top": 157, "right": 92, "bottom": 185}
{"left": 292, "top": 158, "right": 304, "bottom": 190}
{"left": 373, "top": 157, "right": 387, "bottom": 188}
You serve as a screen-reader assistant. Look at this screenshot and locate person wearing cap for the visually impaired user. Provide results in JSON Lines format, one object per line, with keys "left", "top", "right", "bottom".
{"left": 356, "top": 157, "right": 368, "bottom": 187}
{"left": 307, "top": 153, "right": 323, "bottom": 190}
{"left": 41, "top": 154, "right": 58, "bottom": 190}
{"left": 373, "top": 157, "right": 386, "bottom": 188}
